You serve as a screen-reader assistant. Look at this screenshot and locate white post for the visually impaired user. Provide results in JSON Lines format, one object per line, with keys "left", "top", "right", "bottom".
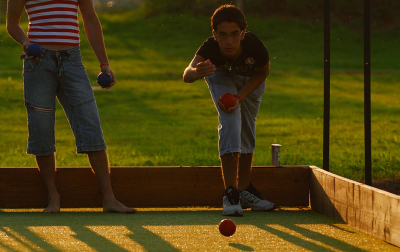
{"left": 271, "top": 144, "right": 282, "bottom": 167}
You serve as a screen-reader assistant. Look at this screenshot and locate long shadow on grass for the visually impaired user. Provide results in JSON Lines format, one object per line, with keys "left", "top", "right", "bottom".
{"left": 229, "top": 243, "right": 254, "bottom": 251}
{"left": 260, "top": 225, "right": 367, "bottom": 252}
{"left": 247, "top": 211, "right": 368, "bottom": 252}
{"left": 0, "top": 226, "right": 59, "bottom": 252}
{"left": 0, "top": 209, "right": 375, "bottom": 251}
{"left": 0, "top": 212, "right": 181, "bottom": 252}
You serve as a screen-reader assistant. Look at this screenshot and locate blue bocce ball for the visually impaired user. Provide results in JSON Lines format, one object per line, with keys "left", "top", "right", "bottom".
{"left": 27, "top": 43, "right": 43, "bottom": 58}
{"left": 97, "top": 72, "right": 113, "bottom": 87}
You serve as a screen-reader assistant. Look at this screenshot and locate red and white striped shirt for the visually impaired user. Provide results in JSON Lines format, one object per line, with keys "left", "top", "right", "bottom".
{"left": 25, "top": 0, "right": 80, "bottom": 46}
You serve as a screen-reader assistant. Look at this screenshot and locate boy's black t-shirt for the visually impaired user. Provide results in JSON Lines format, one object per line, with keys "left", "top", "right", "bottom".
{"left": 196, "top": 31, "right": 269, "bottom": 77}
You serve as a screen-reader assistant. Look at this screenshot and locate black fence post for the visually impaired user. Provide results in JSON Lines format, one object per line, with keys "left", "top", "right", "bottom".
{"left": 364, "top": 0, "right": 372, "bottom": 186}
{"left": 323, "top": 0, "right": 330, "bottom": 171}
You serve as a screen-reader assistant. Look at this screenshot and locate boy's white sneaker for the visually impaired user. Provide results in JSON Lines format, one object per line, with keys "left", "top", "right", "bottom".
{"left": 241, "top": 183, "right": 276, "bottom": 211}
{"left": 222, "top": 186, "right": 243, "bottom": 217}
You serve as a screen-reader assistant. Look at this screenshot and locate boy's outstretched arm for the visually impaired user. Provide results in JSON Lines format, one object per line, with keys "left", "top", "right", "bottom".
{"left": 183, "top": 55, "right": 216, "bottom": 83}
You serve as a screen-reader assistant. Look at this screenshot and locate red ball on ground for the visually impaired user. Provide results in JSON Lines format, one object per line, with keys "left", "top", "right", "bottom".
{"left": 219, "top": 93, "right": 236, "bottom": 109}
{"left": 219, "top": 219, "right": 236, "bottom": 237}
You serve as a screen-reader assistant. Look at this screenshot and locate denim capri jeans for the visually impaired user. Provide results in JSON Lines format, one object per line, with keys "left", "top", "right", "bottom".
{"left": 23, "top": 46, "right": 107, "bottom": 156}
{"left": 205, "top": 70, "right": 266, "bottom": 157}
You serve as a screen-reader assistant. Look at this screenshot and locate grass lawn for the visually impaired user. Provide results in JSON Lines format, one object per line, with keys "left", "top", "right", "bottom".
{"left": 0, "top": 11, "right": 399, "bottom": 182}
{"left": 1, "top": 207, "right": 399, "bottom": 251}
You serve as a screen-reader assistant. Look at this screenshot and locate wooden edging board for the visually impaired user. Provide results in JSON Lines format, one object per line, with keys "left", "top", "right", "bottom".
{"left": 0, "top": 166, "right": 310, "bottom": 208}
{"left": 309, "top": 166, "right": 400, "bottom": 248}
{"left": 1, "top": 165, "right": 399, "bottom": 247}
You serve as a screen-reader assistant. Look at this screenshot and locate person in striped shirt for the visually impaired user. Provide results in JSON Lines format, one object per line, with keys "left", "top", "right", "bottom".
{"left": 6, "top": 0, "right": 136, "bottom": 214}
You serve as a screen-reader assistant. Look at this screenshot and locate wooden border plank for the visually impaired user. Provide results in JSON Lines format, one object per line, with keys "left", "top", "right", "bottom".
{"left": 0, "top": 168, "right": 47, "bottom": 208}
{"left": 56, "top": 168, "right": 102, "bottom": 208}
{"left": 0, "top": 166, "right": 309, "bottom": 208}
{"left": 334, "top": 177, "right": 348, "bottom": 223}
{"left": 390, "top": 196, "right": 400, "bottom": 246}
{"left": 250, "top": 166, "right": 310, "bottom": 207}
{"left": 372, "top": 189, "right": 391, "bottom": 242}
{"left": 110, "top": 166, "right": 224, "bottom": 207}
{"left": 346, "top": 181, "right": 357, "bottom": 228}
{"left": 359, "top": 185, "right": 374, "bottom": 235}
{"left": 323, "top": 170, "right": 335, "bottom": 219}
{"left": 309, "top": 166, "right": 400, "bottom": 248}
{"left": 309, "top": 166, "right": 323, "bottom": 213}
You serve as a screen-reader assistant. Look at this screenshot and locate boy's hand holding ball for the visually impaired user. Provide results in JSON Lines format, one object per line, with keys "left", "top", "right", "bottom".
{"left": 218, "top": 93, "right": 242, "bottom": 113}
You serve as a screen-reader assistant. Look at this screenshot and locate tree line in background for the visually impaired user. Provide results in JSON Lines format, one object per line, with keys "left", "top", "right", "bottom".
{"left": 0, "top": 0, "right": 399, "bottom": 29}
{"left": 140, "top": 0, "right": 399, "bottom": 29}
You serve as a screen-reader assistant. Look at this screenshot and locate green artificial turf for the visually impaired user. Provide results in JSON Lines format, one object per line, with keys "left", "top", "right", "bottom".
{"left": 0, "top": 207, "right": 398, "bottom": 251}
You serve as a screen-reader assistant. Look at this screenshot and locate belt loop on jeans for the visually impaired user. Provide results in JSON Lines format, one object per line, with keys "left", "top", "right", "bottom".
{"left": 55, "top": 52, "right": 63, "bottom": 77}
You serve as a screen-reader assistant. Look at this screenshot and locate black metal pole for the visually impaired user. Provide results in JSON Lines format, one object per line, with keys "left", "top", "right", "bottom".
{"left": 364, "top": 0, "right": 372, "bottom": 185}
{"left": 323, "top": 0, "right": 330, "bottom": 171}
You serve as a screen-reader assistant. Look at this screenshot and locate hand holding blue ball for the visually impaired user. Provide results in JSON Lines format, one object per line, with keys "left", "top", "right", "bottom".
{"left": 97, "top": 72, "right": 113, "bottom": 88}
{"left": 27, "top": 43, "right": 43, "bottom": 58}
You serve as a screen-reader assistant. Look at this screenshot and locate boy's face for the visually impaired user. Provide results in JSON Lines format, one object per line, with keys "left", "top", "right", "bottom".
{"left": 213, "top": 21, "right": 245, "bottom": 59}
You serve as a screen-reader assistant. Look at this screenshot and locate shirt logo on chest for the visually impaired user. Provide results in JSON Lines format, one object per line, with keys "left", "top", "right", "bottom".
{"left": 245, "top": 57, "right": 255, "bottom": 65}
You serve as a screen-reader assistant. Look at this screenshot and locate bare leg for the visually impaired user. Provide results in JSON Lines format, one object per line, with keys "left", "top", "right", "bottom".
{"left": 220, "top": 152, "right": 240, "bottom": 189}
{"left": 87, "top": 150, "right": 136, "bottom": 213}
{"left": 36, "top": 154, "right": 60, "bottom": 213}
{"left": 238, "top": 153, "right": 253, "bottom": 191}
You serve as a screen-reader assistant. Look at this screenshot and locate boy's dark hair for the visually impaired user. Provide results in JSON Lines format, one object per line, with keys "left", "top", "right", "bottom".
{"left": 211, "top": 4, "right": 247, "bottom": 31}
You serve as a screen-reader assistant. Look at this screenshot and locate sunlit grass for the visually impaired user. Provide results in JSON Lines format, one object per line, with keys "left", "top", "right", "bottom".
{"left": 0, "top": 208, "right": 398, "bottom": 251}
{"left": 0, "top": 12, "right": 399, "bottom": 182}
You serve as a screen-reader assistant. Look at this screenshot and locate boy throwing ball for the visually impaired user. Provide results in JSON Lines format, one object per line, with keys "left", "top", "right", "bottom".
{"left": 183, "top": 5, "right": 275, "bottom": 216}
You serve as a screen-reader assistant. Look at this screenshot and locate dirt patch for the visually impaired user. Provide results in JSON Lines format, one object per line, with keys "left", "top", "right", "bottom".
{"left": 372, "top": 177, "right": 400, "bottom": 195}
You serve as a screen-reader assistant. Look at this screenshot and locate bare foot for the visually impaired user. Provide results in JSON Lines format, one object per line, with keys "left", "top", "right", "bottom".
{"left": 43, "top": 193, "right": 60, "bottom": 213}
{"left": 103, "top": 198, "right": 137, "bottom": 214}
